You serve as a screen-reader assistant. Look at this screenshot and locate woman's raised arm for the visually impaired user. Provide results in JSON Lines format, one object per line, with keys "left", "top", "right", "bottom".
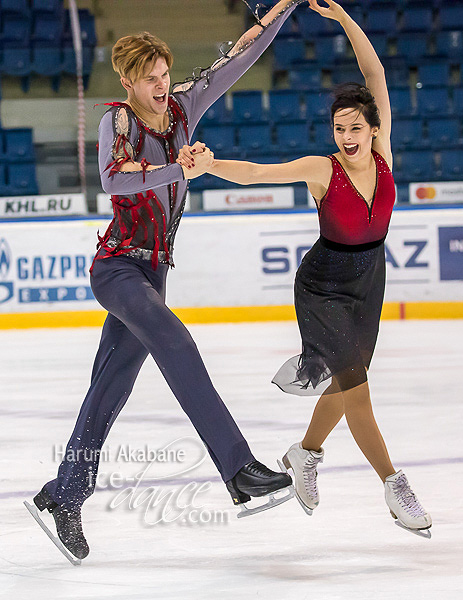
{"left": 309, "top": 0, "right": 392, "bottom": 164}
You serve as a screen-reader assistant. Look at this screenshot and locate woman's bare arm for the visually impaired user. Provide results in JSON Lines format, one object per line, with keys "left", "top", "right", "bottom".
{"left": 208, "top": 155, "right": 330, "bottom": 192}
{"left": 309, "top": 0, "right": 392, "bottom": 166}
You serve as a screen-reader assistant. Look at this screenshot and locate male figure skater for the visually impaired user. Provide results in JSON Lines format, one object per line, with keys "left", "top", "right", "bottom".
{"left": 25, "top": 0, "right": 306, "bottom": 564}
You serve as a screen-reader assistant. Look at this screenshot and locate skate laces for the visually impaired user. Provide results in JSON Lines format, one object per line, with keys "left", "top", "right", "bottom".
{"left": 302, "top": 454, "right": 321, "bottom": 497}
{"left": 392, "top": 474, "right": 426, "bottom": 517}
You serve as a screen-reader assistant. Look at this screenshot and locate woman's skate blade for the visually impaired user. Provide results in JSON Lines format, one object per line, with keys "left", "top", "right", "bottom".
{"left": 236, "top": 486, "right": 294, "bottom": 518}
{"left": 277, "top": 459, "right": 313, "bottom": 516}
{"left": 23, "top": 501, "right": 82, "bottom": 566}
{"left": 394, "top": 518, "right": 432, "bottom": 539}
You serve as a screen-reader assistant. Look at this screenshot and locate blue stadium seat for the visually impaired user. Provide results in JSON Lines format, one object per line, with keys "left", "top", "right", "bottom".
{"left": 427, "top": 117, "right": 461, "bottom": 148}
{"left": 0, "top": 48, "right": 31, "bottom": 76}
{"left": 62, "top": 45, "right": 94, "bottom": 88}
{"left": 368, "top": 33, "right": 389, "bottom": 58}
{"left": 396, "top": 33, "right": 430, "bottom": 64}
{"left": 63, "top": 9, "right": 97, "bottom": 46}
{"left": 304, "top": 90, "right": 332, "bottom": 120}
{"left": 0, "top": 0, "right": 30, "bottom": 16}
{"left": 439, "top": 149, "right": 463, "bottom": 180}
{"left": 4, "top": 128, "right": 35, "bottom": 162}
{"left": 452, "top": 87, "right": 463, "bottom": 114}
{"left": 189, "top": 172, "right": 236, "bottom": 192}
{"left": 0, "top": 164, "right": 9, "bottom": 196}
{"left": 32, "top": 0, "right": 63, "bottom": 12}
{"left": 397, "top": 150, "right": 435, "bottom": 182}
{"left": 277, "top": 14, "right": 298, "bottom": 37}
{"left": 1, "top": 15, "right": 31, "bottom": 45}
{"left": 313, "top": 121, "right": 336, "bottom": 148}
{"left": 8, "top": 163, "right": 39, "bottom": 196}
{"left": 288, "top": 65, "right": 323, "bottom": 89}
{"left": 31, "top": 46, "right": 62, "bottom": 91}
{"left": 273, "top": 37, "right": 305, "bottom": 71}
{"left": 275, "top": 121, "right": 311, "bottom": 153}
{"left": 201, "top": 123, "right": 237, "bottom": 156}
{"left": 201, "top": 96, "right": 229, "bottom": 124}
{"left": 62, "top": 46, "right": 94, "bottom": 75}
{"left": 364, "top": 6, "right": 398, "bottom": 34}
{"left": 391, "top": 117, "right": 424, "bottom": 149}
{"left": 314, "top": 35, "right": 347, "bottom": 65}
{"left": 232, "top": 90, "right": 264, "bottom": 122}
{"left": 32, "top": 15, "right": 64, "bottom": 44}
{"left": 295, "top": 8, "right": 334, "bottom": 39}
{"left": 389, "top": 87, "right": 413, "bottom": 116}
{"left": 417, "top": 86, "right": 450, "bottom": 115}
{"left": 381, "top": 57, "right": 410, "bottom": 87}
{"left": 401, "top": 5, "right": 434, "bottom": 33}
{"left": 32, "top": 46, "right": 61, "bottom": 76}
{"left": 268, "top": 89, "right": 303, "bottom": 121}
{"left": 332, "top": 61, "right": 364, "bottom": 85}
{"left": 435, "top": 31, "right": 463, "bottom": 61}
{"left": 238, "top": 123, "right": 273, "bottom": 153}
{"left": 417, "top": 62, "right": 450, "bottom": 87}
{"left": 438, "top": 3, "right": 463, "bottom": 31}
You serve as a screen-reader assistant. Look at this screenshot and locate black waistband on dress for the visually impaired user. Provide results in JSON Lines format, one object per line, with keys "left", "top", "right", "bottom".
{"left": 319, "top": 234, "right": 386, "bottom": 252}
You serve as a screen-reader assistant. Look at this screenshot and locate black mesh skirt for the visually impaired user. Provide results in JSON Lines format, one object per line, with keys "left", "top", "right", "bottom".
{"left": 272, "top": 236, "right": 386, "bottom": 395}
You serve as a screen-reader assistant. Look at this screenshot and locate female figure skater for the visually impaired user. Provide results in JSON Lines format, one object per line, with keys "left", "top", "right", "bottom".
{"left": 25, "top": 0, "right": 309, "bottom": 564}
{"left": 188, "top": 0, "right": 431, "bottom": 537}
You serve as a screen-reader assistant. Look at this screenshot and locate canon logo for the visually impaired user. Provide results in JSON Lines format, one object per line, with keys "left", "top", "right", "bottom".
{"left": 225, "top": 194, "right": 273, "bottom": 205}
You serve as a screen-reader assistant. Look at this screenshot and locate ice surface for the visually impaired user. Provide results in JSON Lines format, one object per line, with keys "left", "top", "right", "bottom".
{"left": 1, "top": 319, "right": 462, "bottom": 599}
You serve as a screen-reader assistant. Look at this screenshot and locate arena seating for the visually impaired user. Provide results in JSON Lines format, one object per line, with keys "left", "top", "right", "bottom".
{"left": 194, "top": 0, "right": 463, "bottom": 196}
{"left": 0, "top": 0, "right": 97, "bottom": 91}
{"left": 0, "top": 1, "right": 97, "bottom": 198}
{"left": 0, "top": 127, "right": 38, "bottom": 196}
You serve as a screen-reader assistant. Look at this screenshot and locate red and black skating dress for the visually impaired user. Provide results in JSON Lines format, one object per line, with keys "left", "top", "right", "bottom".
{"left": 273, "top": 150, "right": 396, "bottom": 395}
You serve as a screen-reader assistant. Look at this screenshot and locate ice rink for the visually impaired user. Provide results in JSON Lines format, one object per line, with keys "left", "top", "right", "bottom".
{"left": 1, "top": 318, "right": 462, "bottom": 599}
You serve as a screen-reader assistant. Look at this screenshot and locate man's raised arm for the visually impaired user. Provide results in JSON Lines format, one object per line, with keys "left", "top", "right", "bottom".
{"left": 173, "top": 0, "right": 306, "bottom": 133}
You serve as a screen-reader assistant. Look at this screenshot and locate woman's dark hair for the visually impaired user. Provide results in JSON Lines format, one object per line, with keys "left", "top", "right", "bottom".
{"left": 330, "top": 82, "right": 381, "bottom": 129}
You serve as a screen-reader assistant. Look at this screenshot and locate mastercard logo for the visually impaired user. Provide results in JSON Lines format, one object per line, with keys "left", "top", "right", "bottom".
{"left": 415, "top": 186, "right": 436, "bottom": 200}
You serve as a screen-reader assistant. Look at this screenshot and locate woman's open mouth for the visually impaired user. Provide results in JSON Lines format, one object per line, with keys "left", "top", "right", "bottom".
{"left": 344, "top": 144, "right": 359, "bottom": 156}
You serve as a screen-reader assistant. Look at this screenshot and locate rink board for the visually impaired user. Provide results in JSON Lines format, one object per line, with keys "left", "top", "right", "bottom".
{"left": 0, "top": 207, "right": 462, "bottom": 326}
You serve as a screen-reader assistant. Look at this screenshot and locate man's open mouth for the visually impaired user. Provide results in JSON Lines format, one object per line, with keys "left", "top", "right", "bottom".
{"left": 153, "top": 94, "right": 167, "bottom": 104}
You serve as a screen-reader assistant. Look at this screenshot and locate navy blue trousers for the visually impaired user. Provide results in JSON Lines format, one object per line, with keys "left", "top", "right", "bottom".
{"left": 44, "top": 254, "right": 254, "bottom": 508}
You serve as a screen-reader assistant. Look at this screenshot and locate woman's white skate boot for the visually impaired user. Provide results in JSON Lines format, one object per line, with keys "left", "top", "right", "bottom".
{"left": 384, "top": 470, "right": 432, "bottom": 539}
{"left": 280, "top": 443, "right": 324, "bottom": 515}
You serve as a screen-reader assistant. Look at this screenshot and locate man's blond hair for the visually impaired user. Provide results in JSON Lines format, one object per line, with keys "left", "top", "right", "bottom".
{"left": 112, "top": 32, "right": 173, "bottom": 83}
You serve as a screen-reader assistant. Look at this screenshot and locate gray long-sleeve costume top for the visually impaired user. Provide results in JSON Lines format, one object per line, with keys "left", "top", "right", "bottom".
{"left": 95, "top": 0, "right": 303, "bottom": 271}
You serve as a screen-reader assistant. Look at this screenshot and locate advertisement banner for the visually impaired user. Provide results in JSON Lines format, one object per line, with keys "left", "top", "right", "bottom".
{"left": 0, "top": 219, "right": 107, "bottom": 312}
{"left": 0, "top": 208, "right": 462, "bottom": 314}
{"left": 203, "top": 187, "right": 294, "bottom": 211}
{"left": 0, "top": 194, "right": 87, "bottom": 217}
{"left": 409, "top": 182, "right": 463, "bottom": 204}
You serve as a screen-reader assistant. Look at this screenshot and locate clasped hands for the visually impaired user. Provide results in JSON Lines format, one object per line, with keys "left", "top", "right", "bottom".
{"left": 176, "top": 141, "right": 215, "bottom": 179}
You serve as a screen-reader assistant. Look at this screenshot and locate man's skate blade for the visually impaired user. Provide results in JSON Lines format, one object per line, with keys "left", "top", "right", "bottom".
{"left": 23, "top": 501, "right": 82, "bottom": 566}
{"left": 277, "top": 459, "right": 313, "bottom": 516}
{"left": 394, "top": 519, "right": 432, "bottom": 539}
{"left": 236, "top": 487, "right": 294, "bottom": 519}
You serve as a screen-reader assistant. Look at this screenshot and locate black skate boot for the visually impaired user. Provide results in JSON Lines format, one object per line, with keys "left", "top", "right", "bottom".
{"left": 226, "top": 460, "right": 294, "bottom": 518}
{"left": 24, "top": 486, "right": 89, "bottom": 564}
